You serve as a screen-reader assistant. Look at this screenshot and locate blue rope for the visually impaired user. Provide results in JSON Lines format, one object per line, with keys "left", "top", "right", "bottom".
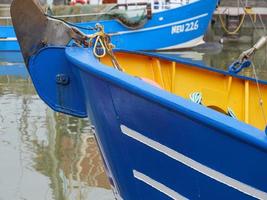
{"left": 227, "top": 107, "right": 237, "bottom": 119}
{"left": 190, "top": 92, "right": 238, "bottom": 119}
{"left": 189, "top": 92, "right": 202, "bottom": 104}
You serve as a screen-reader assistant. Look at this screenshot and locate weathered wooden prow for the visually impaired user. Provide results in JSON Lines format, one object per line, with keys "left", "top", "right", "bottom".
{"left": 10, "top": 0, "right": 87, "bottom": 66}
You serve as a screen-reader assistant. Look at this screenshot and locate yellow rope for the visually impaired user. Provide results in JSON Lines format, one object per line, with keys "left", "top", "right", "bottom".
{"left": 218, "top": 7, "right": 256, "bottom": 35}
{"left": 219, "top": 13, "right": 246, "bottom": 35}
{"left": 245, "top": 7, "right": 257, "bottom": 23}
{"left": 87, "top": 25, "right": 124, "bottom": 71}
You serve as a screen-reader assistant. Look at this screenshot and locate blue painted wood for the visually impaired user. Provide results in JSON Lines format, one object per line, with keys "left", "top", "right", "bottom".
{"left": 25, "top": 45, "right": 267, "bottom": 199}
{"left": 0, "top": 0, "right": 217, "bottom": 51}
{"left": 28, "top": 47, "right": 87, "bottom": 117}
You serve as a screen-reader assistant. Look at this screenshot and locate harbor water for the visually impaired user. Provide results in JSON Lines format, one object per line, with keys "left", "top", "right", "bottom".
{"left": 0, "top": 41, "right": 267, "bottom": 200}
{"left": 0, "top": 54, "right": 114, "bottom": 199}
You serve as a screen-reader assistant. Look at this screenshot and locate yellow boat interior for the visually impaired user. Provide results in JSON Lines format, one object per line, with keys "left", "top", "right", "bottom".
{"left": 100, "top": 52, "right": 267, "bottom": 131}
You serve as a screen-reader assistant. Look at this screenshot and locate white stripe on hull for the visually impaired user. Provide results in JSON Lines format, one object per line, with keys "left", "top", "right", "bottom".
{"left": 0, "top": 37, "right": 17, "bottom": 42}
{"left": 133, "top": 170, "right": 188, "bottom": 200}
{"left": 109, "top": 13, "right": 208, "bottom": 36}
{"left": 121, "top": 125, "right": 267, "bottom": 199}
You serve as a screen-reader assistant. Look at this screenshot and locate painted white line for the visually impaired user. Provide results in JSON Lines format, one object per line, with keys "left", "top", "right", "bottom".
{"left": 121, "top": 125, "right": 267, "bottom": 200}
{"left": 0, "top": 37, "right": 17, "bottom": 41}
{"left": 157, "top": 35, "right": 204, "bottom": 50}
{"left": 133, "top": 170, "right": 188, "bottom": 200}
{"left": 110, "top": 13, "right": 208, "bottom": 36}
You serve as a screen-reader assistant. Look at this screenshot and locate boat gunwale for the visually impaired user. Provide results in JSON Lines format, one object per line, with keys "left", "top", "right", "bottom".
{"left": 31, "top": 46, "right": 267, "bottom": 152}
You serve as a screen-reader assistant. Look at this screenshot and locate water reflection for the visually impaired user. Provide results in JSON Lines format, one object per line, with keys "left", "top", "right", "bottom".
{"left": 204, "top": 42, "right": 267, "bottom": 80}
{"left": 0, "top": 75, "right": 113, "bottom": 200}
{"left": 0, "top": 52, "right": 23, "bottom": 63}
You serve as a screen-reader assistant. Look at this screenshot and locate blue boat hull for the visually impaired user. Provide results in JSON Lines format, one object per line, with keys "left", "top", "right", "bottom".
{"left": 0, "top": 0, "right": 217, "bottom": 51}
{"left": 27, "top": 46, "right": 267, "bottom": 199}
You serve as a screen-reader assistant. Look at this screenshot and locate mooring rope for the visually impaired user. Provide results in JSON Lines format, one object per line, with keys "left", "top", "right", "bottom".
{"left": 218, "top": 11, "right": 246, "bottom": 35}
{"left": 251, "top": 61, "right": 267, "bottom": 124}
{"left": 45, "top": 13, "right": 97, "bottom": 31}
{"left": 239, "top": 0, "right": 267, "bottom": 36}
{"left": 218, "top": 0, "right": 263, "bottom": 35}
{"left": 87, "top": 25, "right": 124, "bottom": 71}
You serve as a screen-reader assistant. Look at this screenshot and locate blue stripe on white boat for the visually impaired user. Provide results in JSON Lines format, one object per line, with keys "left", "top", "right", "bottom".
{"left": 121, "top": 125, "right": 267, "bottom": 199}
{"left": 133, "top": 170, "right": 188, "bottom": 200}
{"left": 109, "top": 13, "right": 208, "bottom": 36}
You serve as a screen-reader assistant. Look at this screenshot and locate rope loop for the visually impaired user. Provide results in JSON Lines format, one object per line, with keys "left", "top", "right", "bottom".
{"left": 87, "top": 24, "right": 123, "bottom": 71}
{"left": 92, "top": 35, "right": 107, "bottom": 58}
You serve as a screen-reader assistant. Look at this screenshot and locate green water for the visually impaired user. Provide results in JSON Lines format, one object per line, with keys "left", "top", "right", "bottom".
{"left": 0, "top": 41, "right": 267, "bottom": 200}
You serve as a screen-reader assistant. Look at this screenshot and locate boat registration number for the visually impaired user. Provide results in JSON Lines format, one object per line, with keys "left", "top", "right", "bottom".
{"left": 171, "top": 20, "right": 199, "bottom": 34}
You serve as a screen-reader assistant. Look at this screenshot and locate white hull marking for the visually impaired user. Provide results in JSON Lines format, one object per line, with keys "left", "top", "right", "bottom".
{"left": 157, "top": 35, "right": 204, "bottom": 50}
{"left": 109, "top": 13, "right": 208, "bottom": 36}
{"left": 0, "top": 37, "right": 17, "bottom": 42}
{"left": 121, "top": 125, "right": 267, "bottom": 200}
{"left": 133, "top": 170, "right": 188, "bottom": 200}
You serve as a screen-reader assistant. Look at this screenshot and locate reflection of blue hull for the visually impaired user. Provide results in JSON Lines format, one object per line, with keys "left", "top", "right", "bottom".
{"left": 0, "top": 64, "right": 28, "bottom": 78}
{"left": 0, "top": 25, "right": 19, "bottom": 51}
{"left": 27, "top": 46, "right": 267, "bottom": 199}
{"left": 0, "top": 39, "right": 19, "bottom": 51}
{"left": 0, "top": 51, "right": 23, "bottom": 63}
{"left": 0, "top": 0, "right": 217, "bottom": 51}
